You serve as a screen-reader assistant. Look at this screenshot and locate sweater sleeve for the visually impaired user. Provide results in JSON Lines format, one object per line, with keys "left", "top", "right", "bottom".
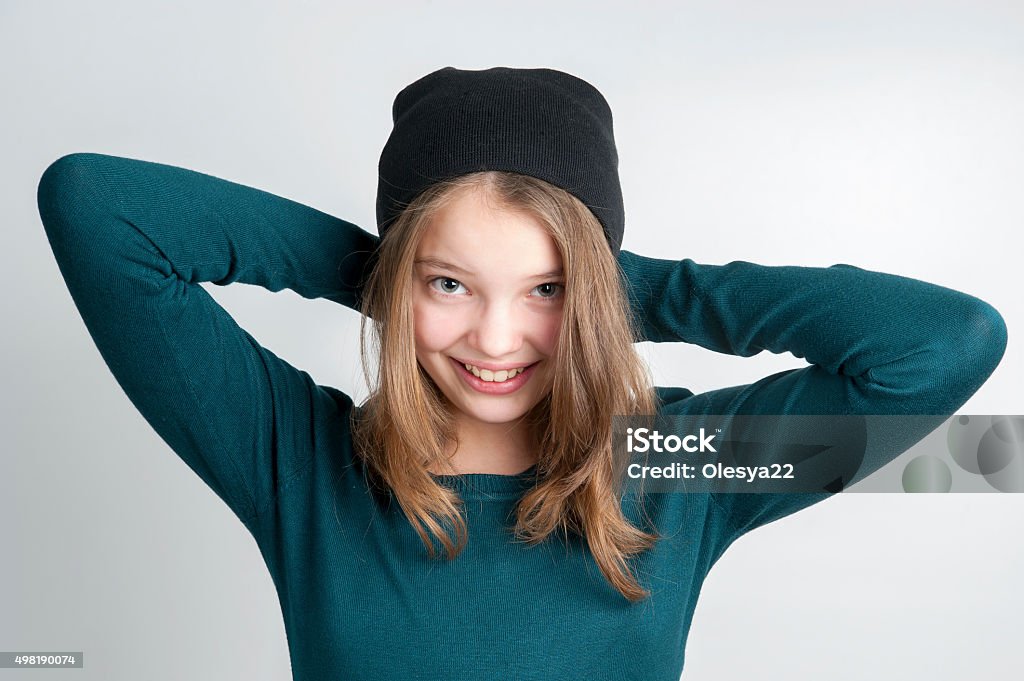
{"left": 618, "top": 250, "right": 1008, "bottom": 539}
{"left": 36, "top": 152, "right": 379, "bottom": 528}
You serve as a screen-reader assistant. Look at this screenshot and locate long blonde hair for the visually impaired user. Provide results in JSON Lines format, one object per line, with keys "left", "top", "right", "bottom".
{"left": 351, "top": 170, "right": 659, "bottom": 601}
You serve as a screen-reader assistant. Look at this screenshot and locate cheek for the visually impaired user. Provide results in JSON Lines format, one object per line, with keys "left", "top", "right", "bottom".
{"left": 534, "top": 310, "right": 563, "bottom": 355}
{"left": 413, "top": 300, "right": 463, "bottom": 353}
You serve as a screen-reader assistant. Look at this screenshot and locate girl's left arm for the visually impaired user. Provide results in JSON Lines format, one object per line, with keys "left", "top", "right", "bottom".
{"left": 617, "top": 250, "right": 1008, "bottom": 537}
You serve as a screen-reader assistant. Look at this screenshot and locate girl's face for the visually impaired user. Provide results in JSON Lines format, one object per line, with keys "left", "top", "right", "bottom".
{"left": 412, "top": 187, "right": 564, "bottom": 431}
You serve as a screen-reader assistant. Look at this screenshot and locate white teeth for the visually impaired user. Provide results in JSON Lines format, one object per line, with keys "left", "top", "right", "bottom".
{"left": 462, "top": 363, "right": 526, "bottom": 383}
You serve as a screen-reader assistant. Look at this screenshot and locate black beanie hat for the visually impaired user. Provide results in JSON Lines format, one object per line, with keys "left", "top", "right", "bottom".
{"left": 376, "top": 66, "right": 624, "bottom": 256}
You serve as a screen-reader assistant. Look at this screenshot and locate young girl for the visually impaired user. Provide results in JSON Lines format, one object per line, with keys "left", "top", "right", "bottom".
{"left": 37, "top": 66, "right": 1007, "bottom": 680}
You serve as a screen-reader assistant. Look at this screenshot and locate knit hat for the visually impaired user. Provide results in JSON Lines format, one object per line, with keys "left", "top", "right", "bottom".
{"left": 376, "top": 66, "right": 625, "bottom": 256}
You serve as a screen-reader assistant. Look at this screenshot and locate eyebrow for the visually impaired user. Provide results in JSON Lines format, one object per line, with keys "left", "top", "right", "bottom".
{"left": 414, "top": 257, "right": 563, "bottom": 280}
{"left": 414, "top": 257, "right": 472, "bottom": 276}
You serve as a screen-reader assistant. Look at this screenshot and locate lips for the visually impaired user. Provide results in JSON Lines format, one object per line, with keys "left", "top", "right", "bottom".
{"left": 451, "top": 357, "right": 537, "bottom": 372}
{"left": 461, "top": 363, "right": 527, "bottom": 382}
{"left": 449, "top": 357, "right": 539, "bottom": 395}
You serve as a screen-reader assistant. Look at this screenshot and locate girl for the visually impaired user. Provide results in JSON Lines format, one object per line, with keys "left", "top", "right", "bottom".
{"left": 37, "top": 66, "right": 1006, "bottom": 680}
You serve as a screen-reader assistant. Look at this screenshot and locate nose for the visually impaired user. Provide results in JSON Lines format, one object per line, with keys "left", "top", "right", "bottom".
{"left": 468, "top": 300, "right": 524, "bottom": 359}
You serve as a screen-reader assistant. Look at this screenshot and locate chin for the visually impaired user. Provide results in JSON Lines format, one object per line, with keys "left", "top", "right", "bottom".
{"left": 452, "top": 401, "right": 534, "bottom": 426}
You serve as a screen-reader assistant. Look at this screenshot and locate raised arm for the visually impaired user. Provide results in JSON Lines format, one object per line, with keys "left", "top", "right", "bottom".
{"left": 617, "top": 250, "right": 1008, "bottom": 537}
{"left": 37, "top": 152, "right": 378, "bottom": 529}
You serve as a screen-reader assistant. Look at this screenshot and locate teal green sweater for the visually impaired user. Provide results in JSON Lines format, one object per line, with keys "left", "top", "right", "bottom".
{"left": 37, "top": 153, "right": 1007, "bottom": 680}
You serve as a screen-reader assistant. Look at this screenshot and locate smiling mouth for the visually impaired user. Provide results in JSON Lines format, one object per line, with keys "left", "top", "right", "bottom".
{"left": 449, "top": 358, "right": 539, "bottom": 385}
{"left": 460, "top": 362, "right": 530, "bottom": 383}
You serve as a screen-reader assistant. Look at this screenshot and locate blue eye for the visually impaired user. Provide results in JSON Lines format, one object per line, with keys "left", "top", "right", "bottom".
{"left": 429, "top": 277, "right": 468, "bottom": 295}
{"left": 533, "top": 283, "right": 563, "bottom": 299}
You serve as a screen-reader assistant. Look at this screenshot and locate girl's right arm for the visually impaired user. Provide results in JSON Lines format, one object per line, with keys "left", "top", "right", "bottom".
{"left": 37, "top": 153, "right": 379, "bottom": 529}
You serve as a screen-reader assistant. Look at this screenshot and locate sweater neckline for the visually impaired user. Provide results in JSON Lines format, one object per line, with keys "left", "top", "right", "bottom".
{"left": 430, "top": 464, "right": 539, "bottom": 499}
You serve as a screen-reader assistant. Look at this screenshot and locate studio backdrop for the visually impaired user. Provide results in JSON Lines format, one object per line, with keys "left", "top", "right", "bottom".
{"left": 3, "top": 1, "right": 1022, "bottom": 680}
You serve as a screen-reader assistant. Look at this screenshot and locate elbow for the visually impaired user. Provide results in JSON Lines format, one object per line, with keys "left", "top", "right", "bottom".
{"left": 37, "top": 153, "right": 109, "bottom": 242}
{"left": 956, "top": 297, "right": 1007, "bottom": 384}
{"left": 38, "top": 153, "right": 98, "bottom": 208}
{"left": 863, "top": 296, "right": 1008, "bottom": 414}
{"left": 928, "top": 297, "right": 1007, "bottom": 412}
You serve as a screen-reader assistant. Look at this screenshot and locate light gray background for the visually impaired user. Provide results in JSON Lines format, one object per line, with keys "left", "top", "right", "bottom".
{"left": 3, "top": 1, "right": 1022, "bottom": 679}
